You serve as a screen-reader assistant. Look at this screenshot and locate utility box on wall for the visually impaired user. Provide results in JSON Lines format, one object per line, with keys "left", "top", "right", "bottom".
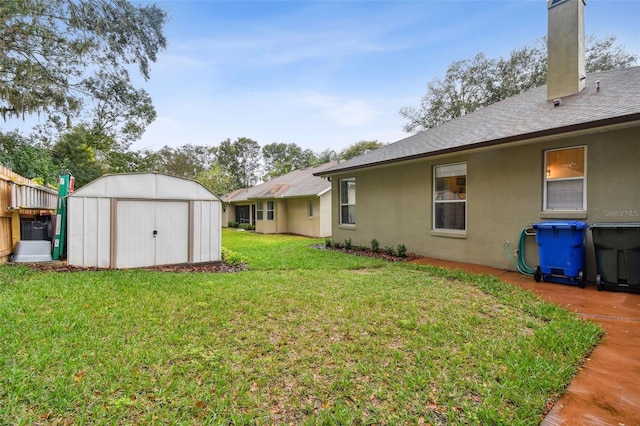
{"left": 67, "top": 173, "right": 221, "bottom": 269}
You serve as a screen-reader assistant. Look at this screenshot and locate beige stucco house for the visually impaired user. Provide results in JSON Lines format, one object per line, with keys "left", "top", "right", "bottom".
{"left": 316, "top": 0, "right": 640, "bottom": 279}
{"left": 222, "top": 162, "right": 337, "bottom": 238}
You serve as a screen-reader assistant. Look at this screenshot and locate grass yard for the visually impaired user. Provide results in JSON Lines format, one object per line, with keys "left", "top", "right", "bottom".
{"left": 0, "top": 229, "right": 602, "bottom": 425}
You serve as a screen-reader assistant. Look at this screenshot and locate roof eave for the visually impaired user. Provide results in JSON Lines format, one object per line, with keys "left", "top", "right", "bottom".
{"left": 247, "top": 192, "right": 326, "bottom": 201}
{"left": 315, "top": 113, "right": 640, "bottom": 176}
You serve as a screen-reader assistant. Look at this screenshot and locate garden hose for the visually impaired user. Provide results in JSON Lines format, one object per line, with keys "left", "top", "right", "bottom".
{"left": 505, "top": 226, "right": 536, "bottom": 276}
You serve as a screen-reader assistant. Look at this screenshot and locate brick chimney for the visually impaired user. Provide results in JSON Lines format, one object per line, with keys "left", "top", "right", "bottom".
{"left": 547, "top": 0, "right": 586, "bottom": 101}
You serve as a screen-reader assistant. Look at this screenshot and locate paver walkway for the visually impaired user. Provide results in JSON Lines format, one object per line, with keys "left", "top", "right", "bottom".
{"left": 408, "top": 257, "right": 640, "bottom": 426}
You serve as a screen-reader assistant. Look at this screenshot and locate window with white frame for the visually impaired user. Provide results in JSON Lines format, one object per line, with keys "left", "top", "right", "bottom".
{"left": 308, "top": 199, "right": 314, "bottom": 218}
{"left": 339, "top": 178, "right": 356, "bottom": 225}
{"left": 544, "top": 147, "right": 586, "bottom": 211}
{"left": 256, "top": 201, "right": 264, "bottom": 220}
{"left": 433, "top": 163, "right": 466, "bottom": 231}
{"left": 267, "top": 201, "right": 275, "bottom": 220}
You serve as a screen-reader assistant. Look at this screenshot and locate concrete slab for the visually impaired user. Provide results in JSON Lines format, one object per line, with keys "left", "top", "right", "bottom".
{"left": 11, "top": 240, "right": 53, "bottom": 263}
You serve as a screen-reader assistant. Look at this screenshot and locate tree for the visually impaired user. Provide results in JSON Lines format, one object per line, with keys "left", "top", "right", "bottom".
{"left": 105, "top": 148, "right": 159, "bottom": 175}
{"left": 262, "top": 142, "right": 316, "bottom": 180}
{"left": 0, "top": 0, "right": 167, "bottom": 145}
{"left": 400, "top": 35, "right": 637, "bottom": 133}
{"left": 0, "top": 131, "right": 58, "bottom": 184}
{"left": 340, "top": 140, "right": 386, "bottom": 160}
{"left": 50, "top": 126, "right": 107, "bottom": 187}
{"left": 154, "top": 144, "right": 217, "bottom": 179}
{"left": 584, "top": 34, "right": 638, "bottom": 73}
{"left": 216, "top": 137, "right": 262, "bottom": 189}
{"left": 195, "top": 164, "right": 236, "bottom": 196}
{"left": 314, "top": 149, "right": 339, "bottom": 164}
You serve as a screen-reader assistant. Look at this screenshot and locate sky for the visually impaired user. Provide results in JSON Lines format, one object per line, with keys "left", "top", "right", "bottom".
{"left": 9, "top": 0, "right": 640, "bottom": 154}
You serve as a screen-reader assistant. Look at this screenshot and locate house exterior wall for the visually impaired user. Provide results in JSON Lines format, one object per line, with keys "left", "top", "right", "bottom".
{"left": 276, "top": 200, "right": 288, "bottom": 233}
{"left": 222, "top": 203, "right": 230, "bottom": 227}
{"left": 225, "top": 202, "right": 253, "bottom": 225}
{"left": 256, "top": 199, "right": 286, "bottom": 234}
{"left": 284, "top": 197, "right": 324, "bottom": 237}
{"left": 329, "top": 126, "right": 639, "bottom": 278}
{"left": 252, "top": 196, "right": 331, "bottom": 238}
{"left": 319, "top": 191, "right": 332, "bottom": 238}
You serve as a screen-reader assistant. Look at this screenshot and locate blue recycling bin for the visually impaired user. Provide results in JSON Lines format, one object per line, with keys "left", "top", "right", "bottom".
{"left": 532, "top": 221, "right": 587, "bottom": 287}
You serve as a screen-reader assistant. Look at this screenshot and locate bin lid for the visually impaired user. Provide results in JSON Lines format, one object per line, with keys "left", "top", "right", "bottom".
{"left": 590, "top": 222, "right": 640, "bottom": 229}
{"left": 533, "top": 221, "right": 588, "bottom": 230}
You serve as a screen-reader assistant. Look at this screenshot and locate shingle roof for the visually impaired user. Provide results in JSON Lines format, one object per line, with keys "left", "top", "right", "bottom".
{"left": 222, "top": 161, "right": 337, "bottom": 202}
{"left": 316, "top": 67, "right": 640, "bottom": 176}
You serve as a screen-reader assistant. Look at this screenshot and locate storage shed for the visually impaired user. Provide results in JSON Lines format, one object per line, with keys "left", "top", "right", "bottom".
{"left": 68, "top": 173, "right": 221, "bottom": 268}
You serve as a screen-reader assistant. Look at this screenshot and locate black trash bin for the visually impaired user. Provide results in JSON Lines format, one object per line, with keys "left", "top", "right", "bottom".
{"left": 590, "top": 223, "right": 640, "bottom": 292}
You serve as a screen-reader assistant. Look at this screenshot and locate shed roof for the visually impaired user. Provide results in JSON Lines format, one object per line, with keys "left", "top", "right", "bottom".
{"left": 70, "top": 172, "right": 221, "bottom": 201}
{"left": 316, "top": 67, "right": 640, "bottom": 176}
{"left": 222, "top": 161, "right": 337, "bottom": 203}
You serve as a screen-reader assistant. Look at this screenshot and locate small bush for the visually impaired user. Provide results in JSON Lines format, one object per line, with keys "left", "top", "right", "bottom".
{"left": 371, "top": 239, "right": 380, "bottom": 253}
{"left": 384, "top": 246, "right": 395, "bottom": 256}
{"left": 397, "top": 244, "right": 407, "bottom": 258}
{"left": 325, "top": 238, "right": 333, "bottom": 248}
{"left": 358, "top": 244, "right": 367, "bottom": 251}
{"left": 239, "top": 223, "right": 255, "bottom": 231}
{"left": 333, "top": 241, "right": 343, "bottom": 249}
{"left": 228, "top": 221, "right": 240, "bottom": 228}
{"left": 221, "top": 247, "right": 246, "bottom": 267}
{"left": 344, "top": 238, "right": 352, "bottom": 250}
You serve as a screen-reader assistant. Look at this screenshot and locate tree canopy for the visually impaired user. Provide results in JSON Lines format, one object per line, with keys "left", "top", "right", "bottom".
{"left": 195, "top": 164, "right": 236, "bottom": 196}
{"left": 153, "top": 144, "right": 217, "bottom": 179}
{"left": 0, "top": 131, "right": 58, "bottom": 185}
{"left": 216, "top": 138, "right": 262, "bottom": 189}
{"left": 262, "top": 142, "right": 317, "bottom": 181}
{"left": 0, "top": 132, "right": 353, "bottom": 192}
{"left": 340, "top": 140, "right": 386, "bottom": 160}
{"left": 400, "top": 35, "right": 638, "bottom": 133}
{"left": 0, "top": 0, "right": 167, "bottom": 144}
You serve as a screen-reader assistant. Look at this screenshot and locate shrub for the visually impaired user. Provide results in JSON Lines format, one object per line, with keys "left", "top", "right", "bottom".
{"left": 325, "top": 238, "right": 333, "bottom": 248}
{"left": 333, "top": 241, "right": 342, "bottom": 249}
{"left": 358, "top": 244, "right": 367, "bottom": 251}
{"left": 221, "top": 247, "right": 245, "bottom": 267}
{"left": 371, "top": 239, "right": 380, "bottom": 253}
{"left": 397, "top": 244, "right": 407, "bottom": 258}
{"left": 239, "top": 223, "right": 255, "bottom": 231}
{"left": 228, "top": 221, "right": 240, "bottom": 228}
{"left": 384, "top": 246, "right": 395, "bottom": 256}
{"left": 344, "top": 238, "right": 352, "bottom": 250}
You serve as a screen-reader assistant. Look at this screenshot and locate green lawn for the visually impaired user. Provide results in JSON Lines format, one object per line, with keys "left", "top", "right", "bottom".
{"left": 0, "top": 229, "right": 602, "bottom": 425}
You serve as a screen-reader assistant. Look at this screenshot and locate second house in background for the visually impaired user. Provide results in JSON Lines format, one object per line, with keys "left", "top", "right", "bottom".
{"left": 221, "top": 161, "right": 338, "bottom": 238}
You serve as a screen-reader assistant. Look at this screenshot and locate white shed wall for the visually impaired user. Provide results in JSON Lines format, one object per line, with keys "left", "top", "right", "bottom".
{"left": 192, "top": 200, "right": 222, "bottom": 263}
{"left": 68, "top": 173, "right": 222, "bottom": 268}
{"left": 68, "top": 197, "right": 112, "bottom": 268}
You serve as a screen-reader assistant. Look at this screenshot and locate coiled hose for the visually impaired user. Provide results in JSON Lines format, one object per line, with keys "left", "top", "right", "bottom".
{"left": 505, "top": 226, "right": 536, "bottom": 276}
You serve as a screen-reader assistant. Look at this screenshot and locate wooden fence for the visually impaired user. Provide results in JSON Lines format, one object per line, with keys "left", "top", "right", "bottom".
{"left": 0, "top": 165, "right": 58, "bottom": 263}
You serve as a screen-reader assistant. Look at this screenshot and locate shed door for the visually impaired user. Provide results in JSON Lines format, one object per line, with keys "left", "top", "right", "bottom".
{"left": 116, "top": 200, "right": 189, "bottom": 268}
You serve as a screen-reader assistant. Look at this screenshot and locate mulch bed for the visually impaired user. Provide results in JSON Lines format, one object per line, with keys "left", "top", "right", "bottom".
{"left": 18, "top": 261, "right": 246, "bottom": 273}
{"left": 312, "top": 244, "right": 422, "bottom": 262}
